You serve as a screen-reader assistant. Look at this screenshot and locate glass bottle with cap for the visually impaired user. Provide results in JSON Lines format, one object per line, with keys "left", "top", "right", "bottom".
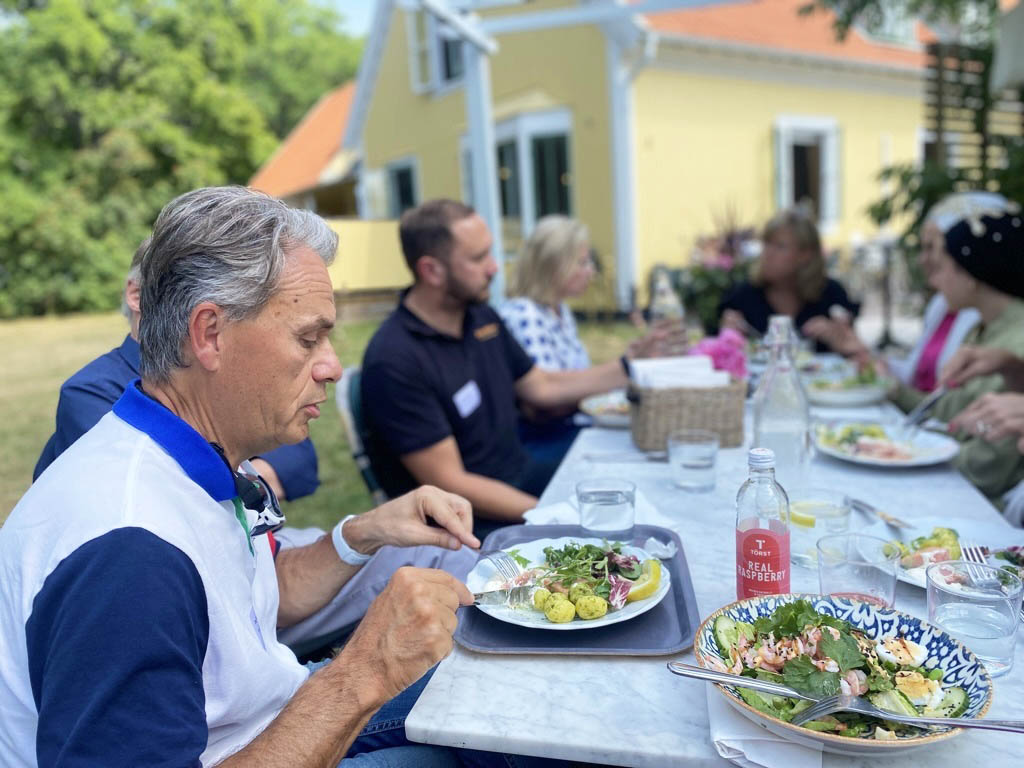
{"left": 735, "top": 447, "right": 791, "bottom": 600}
{"left": 751, "top": 314, "right": 809, "bottom": 489}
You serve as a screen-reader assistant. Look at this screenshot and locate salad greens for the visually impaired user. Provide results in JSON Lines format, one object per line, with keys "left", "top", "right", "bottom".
{"left": 710, "top": 600, "right": 968, "bottom": 739}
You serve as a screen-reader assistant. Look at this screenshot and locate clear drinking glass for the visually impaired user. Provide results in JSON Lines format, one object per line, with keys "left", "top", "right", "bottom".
{"left": 926, "top": 561, "right": 1023, "bottom": 677}
{"left": 575, "top": 478, "right": 636, "bottom": 538}
{"left": 667, "top": 429, "right": 718, "bottom": 492}
{"left": 817, "top": 533, "right": 899, "bottom": 608}
{"left": 788, "top": 488, "right": 851, "bottom": 568}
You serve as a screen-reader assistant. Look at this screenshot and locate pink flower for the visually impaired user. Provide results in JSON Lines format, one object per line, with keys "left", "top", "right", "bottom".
{"left": 690, "top": 331, "right": 748, "bottom": 379}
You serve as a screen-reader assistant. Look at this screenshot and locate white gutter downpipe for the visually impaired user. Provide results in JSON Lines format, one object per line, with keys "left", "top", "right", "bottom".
{"left": 606, "top": 27, "right": 658, "bottom": 311}
{"left": 463, "top": 41, "right": 507, "bottom": 301}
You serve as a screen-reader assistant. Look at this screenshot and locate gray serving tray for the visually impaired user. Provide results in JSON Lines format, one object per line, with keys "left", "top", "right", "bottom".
{"left": 454, "top": 524, "right": 700, "bottom": 656}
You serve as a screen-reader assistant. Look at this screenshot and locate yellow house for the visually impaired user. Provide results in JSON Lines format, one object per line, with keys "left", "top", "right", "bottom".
{"left": 343, "top": 0, "right": 931, "bottom": 309}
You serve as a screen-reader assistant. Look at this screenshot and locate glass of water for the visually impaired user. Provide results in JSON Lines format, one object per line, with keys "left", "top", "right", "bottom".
{"left": 926, "top": 561, "right": 1023, "bottom": 677}
{"left": 817, "top": 533, "right": 900, "bottom": 608}
{"left": 666, "top": 429, "right": 718, "bottom": 492}
{"left": 575, "top": 478, "right": 636, "bottom": 539}
{"left": 788, "top": 488, "right": 851, "bottom": 568}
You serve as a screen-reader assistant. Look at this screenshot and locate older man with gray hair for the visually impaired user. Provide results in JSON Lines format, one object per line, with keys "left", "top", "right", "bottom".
{"left": 0, "top": 187, "right": 500, "bottom": 767}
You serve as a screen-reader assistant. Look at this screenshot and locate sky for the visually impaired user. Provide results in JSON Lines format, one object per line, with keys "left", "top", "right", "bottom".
{"left": 333, "top": 0, "right": 376, "bottom": 37}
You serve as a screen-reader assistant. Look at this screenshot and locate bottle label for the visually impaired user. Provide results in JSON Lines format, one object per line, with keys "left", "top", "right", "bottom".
{"left": 736, "top": 527, "right": 790, "bottom": 598}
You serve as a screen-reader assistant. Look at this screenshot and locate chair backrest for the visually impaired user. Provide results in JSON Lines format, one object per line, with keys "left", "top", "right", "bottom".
{"left": 335, "top": 366, "right": 388, "bottom": 505}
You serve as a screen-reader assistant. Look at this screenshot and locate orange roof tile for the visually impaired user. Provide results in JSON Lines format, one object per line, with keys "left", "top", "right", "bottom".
{"left": 249, "top": 81, "right": 356, "bottom": 199}
{"left": 645, "top": 0, "right": 926, "bottom": 70}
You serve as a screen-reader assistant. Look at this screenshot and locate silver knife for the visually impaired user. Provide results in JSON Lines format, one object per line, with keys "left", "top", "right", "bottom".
{"left": 472, "top": 585, "right": 533, "bottom": 606}
{"left": 902, "top": 386, "right": 947, "bottom": 429}
{"left": 582, "top": 451, "right": 668, "bottom": 462}
{"left": 848, "top": 497, "right": 913, "bottom": 529}
{"left": 666, "top": 661, "right": 817, "bottom": 701}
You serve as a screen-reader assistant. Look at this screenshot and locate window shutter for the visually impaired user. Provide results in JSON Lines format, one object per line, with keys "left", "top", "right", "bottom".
{"left": 405, "top": 10, "right": 433, "bottom": 94}
{"left": 359, "top": 170, "right": 390, "bottom": 220}
{"left": 772, "top": 124, "right": 792, "bottom": 210}
{"left": 822, "top": 126, "right": 841, "bottom": 226}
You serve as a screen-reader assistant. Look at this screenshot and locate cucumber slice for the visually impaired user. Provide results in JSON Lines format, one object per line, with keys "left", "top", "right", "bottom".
{"left": 736, "top": 687, "right": 787, "bottom": 717}
{"left": 868, "top": 689, "right": 919, "bottom": 717}
{"left": 713, "top": 614, "right": 755, "bottom": 657}
{"left": 922, "top": 687, "right": 968, "bottom": 718}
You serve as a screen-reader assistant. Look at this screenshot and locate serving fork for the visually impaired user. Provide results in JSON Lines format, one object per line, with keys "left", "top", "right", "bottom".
{"left": 791, "top": 693, "right": 1024, "bottom": 733}
{"left": 960, "top": 540, "right": 1024, "bottom": 623}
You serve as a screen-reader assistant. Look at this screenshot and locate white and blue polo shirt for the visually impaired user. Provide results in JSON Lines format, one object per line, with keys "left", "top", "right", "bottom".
{"left": 0, "top": 382, "right": 308, "bottom": 766}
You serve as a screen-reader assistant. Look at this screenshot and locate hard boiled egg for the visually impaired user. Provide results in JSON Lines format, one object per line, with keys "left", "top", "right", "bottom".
{"left": 875, "top": 637, "right": 928, "bottom": 667}
{"left": 894, "top": 671, "right": 944, "bottom": 709}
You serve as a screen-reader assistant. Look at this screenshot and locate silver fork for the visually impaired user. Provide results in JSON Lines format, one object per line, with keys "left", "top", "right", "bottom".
{"left": 791, "top": 693, "right": 1024, "bottom": 733}
{"left": 961, "top": 541, "right": 1024, "bottom": 623}
{"left": 961, "top": 540, "right": 1000, "bottom": 586}
{"left": 474, "top": 550, "right": 533, "bottom": 608}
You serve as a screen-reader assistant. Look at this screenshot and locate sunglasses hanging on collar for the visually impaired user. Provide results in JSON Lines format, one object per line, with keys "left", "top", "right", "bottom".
{"left": 211, "top": 443, "right": 286, "bottom": 538}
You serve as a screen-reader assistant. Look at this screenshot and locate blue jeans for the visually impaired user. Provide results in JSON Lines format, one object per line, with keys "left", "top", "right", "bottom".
{"left": 307, "top": 662, "right": 568, "bottom": 768}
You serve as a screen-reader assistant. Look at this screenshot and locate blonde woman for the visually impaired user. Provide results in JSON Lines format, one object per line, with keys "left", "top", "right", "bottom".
{"left": 719, "top": 208, "right": 857, "bottom": 350}
{"left": 499, "top": 215, "right": 595, "bottom": 370}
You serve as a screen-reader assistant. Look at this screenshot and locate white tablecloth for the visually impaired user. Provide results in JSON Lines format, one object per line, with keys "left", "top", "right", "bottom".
{"left": 407, "top": 406, "right": 1024, "bottom": 767}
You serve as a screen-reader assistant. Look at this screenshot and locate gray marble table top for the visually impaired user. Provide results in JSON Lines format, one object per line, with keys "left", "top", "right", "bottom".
{"left": 407, "top": 405, "right": 1024, "bottom": 766}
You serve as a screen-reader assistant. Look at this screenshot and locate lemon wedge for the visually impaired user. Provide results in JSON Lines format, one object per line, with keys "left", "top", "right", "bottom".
{"left": 789, "top": 501, "right": 818, "bottom": 529}
{"left": 626, "top": 559, "right": 661, "bottom": 603}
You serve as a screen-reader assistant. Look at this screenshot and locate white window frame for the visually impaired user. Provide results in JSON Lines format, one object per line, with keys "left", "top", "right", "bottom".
{"left": 385, "top": 156, "right": 421, "bottom": 218}
{"left": 428, "top": 13, "right": 465, "bottom": 94}
{"left": 459, "top": 108, "right": 574, "bottom": 252}
{"left": 404, "top": 8, "right": 467, "bottom": 96}
{"left": 917, "top": 127, "right": 959, "bottom": 168}
{"left": 774, "top": 115, "right": 841, "bottom": 235}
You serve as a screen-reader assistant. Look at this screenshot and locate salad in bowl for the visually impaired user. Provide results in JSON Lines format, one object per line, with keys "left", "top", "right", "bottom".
{"left": 695, "top": 595, "right": 992, "bottom": 754}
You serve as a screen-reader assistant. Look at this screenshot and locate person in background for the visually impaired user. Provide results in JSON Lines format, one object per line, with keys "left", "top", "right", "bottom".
{"left": 33, "top": 238, "right": 318, "bottom": 502}
{"left": 361, "top": 200, "right": 641, "bottom": 540}
{"left": 498, "top": 215, "right": 676, "bottom": 465}
{"left": 890, "top": 193, "right": 1024, "bottom": 507}
{"left": 719, "top": 208, "right": 858, "bottom": 350}
{"left": 805, "top": 195, "right": 992, "bottom": 392}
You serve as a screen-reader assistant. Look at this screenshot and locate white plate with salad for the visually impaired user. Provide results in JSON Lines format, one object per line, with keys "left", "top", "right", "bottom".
{"left": 579, "top": 390, "right": 630, "bottom": 428}
{"left": 862, "top": 518, "right": 1024, "bottom": 589}
{"left": 466, "top": 537, "right": 670, "bottom": 631}
{"left": 694, "top": 594, "right": 993, "bottom": 755}
{"left": 806, "top": 377, "right": 888, "bottom": 407}
{"left": 814, "top": 422, "right": 959, "bottom": 468}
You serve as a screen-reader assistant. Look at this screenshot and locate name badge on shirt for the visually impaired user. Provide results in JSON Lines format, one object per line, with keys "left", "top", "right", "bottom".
{"left": 474, "top": 322, "right": 500, "bottom": 341}
{"left": 452, "top": 380, "right": 482, "bottom": 419}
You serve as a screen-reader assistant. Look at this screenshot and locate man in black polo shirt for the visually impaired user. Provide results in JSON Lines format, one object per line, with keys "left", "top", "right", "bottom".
{"left": 362, "top": 199, "right": 630, "bottom": 536}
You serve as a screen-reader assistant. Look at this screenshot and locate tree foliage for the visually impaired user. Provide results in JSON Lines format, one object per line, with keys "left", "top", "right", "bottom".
{"left": 802, "top": 0, "right": 1021, "bottom": 283}
{"left": 0, "top": 0, "right": 361, "bottom": 317}
{"left": 798, "top": 0, "right": 999, "bottom": 42}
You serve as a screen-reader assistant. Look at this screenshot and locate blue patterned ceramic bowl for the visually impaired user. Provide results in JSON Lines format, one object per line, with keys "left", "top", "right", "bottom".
{"left": 694, "top": 594, "right": 993, "bottom": 755}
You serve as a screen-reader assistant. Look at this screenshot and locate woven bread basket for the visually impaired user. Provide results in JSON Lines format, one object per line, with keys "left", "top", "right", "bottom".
{"left": 628, "top": 378, "right": 746, "bottom": 451}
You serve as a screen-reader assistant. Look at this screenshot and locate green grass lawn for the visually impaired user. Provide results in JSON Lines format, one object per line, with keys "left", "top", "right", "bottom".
{"left": 0, "top": 311, "right": 642, "bottom": 528}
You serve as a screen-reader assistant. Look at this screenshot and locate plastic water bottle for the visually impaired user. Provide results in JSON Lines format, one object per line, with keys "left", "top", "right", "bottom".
{"left": 752, "top": 315, "right": 809, "bottom": 489}
{"left": 735, "top": 447, "right": 791, "bottom": 599}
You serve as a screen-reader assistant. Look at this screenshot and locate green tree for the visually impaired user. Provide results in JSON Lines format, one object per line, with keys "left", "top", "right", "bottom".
{"left": 0, "top": 0, "right": 361, "bottom": 317}
{"left": 802, "top": 0, "right": 1022, "bottom": 265}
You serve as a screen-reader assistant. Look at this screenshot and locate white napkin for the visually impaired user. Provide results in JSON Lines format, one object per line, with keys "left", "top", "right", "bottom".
{"left": 523, "top": 490, "right": 679, "bottom": 532}
{"left": 630, "top": 355, "right": 729, "bottom": 389}
{"left": 706, "top": 686, "right": 822, "bottom": 768}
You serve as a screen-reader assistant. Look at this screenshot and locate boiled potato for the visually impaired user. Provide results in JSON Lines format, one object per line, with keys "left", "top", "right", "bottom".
{"left": 544, "top": 598, "right": 576, "bottom": 623}
{"left": 568, "top": 582, "right": 594, "bottom": 604}
{"left": 532, "top": 587, "right": 552, "bottom": 611}
{"left": 575, "top": 595, "right": 608, "bottom": 620}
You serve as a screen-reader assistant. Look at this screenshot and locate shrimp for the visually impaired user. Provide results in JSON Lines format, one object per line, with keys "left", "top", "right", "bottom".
{"left": 846, "top": 669, "right": 868, "bottom": 695}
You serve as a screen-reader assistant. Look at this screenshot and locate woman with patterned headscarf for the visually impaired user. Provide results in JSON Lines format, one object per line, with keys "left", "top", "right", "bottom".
{"left": 896, "top": 192, "right": 1024, "bottom": 507}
